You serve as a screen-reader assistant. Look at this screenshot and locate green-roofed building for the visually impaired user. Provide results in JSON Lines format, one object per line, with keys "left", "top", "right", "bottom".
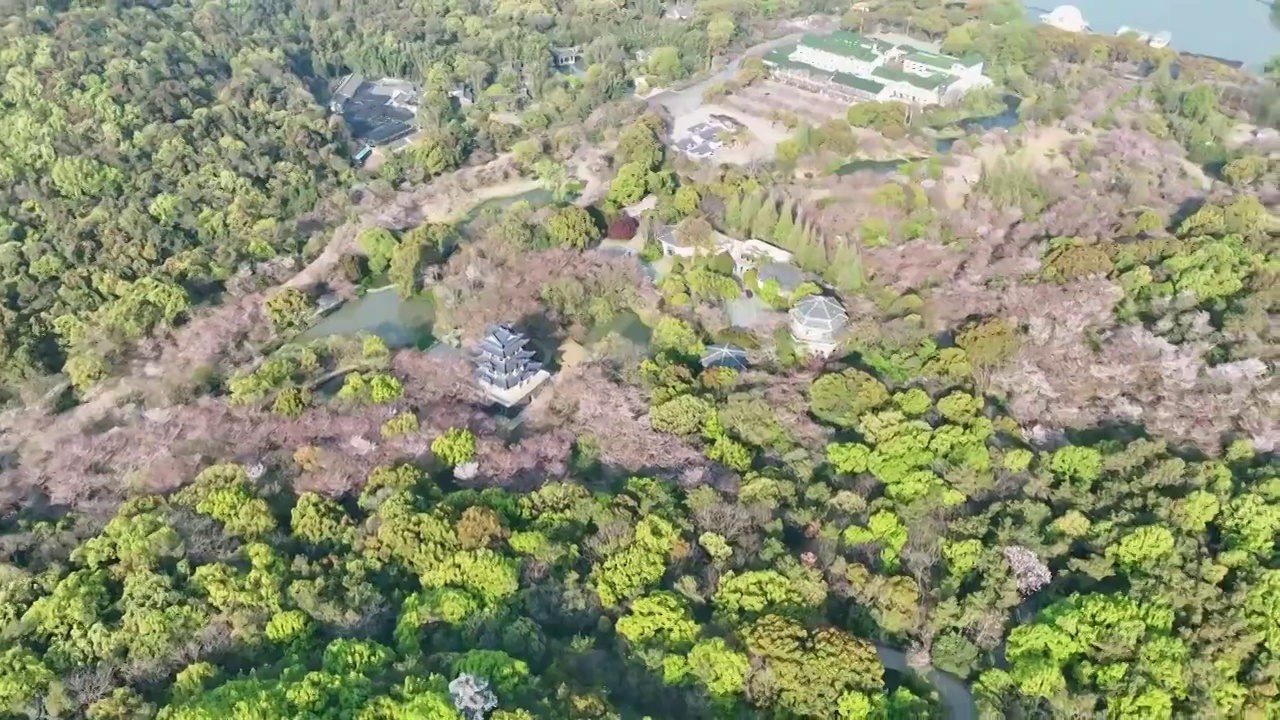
{"left": 832, "top": 72, "right": 885, "bottom": 96}
{"left": 872, "top": 65, "right": 948, "bottom": 89}
{"left": 871, "top": 65, "right": 953, "bottom": 104}
{"left": 792, "top": 31, "right": 887, "bottom": 75}
{"left": 765, "top": 31, "right": 991, "bottom": 108}
{"left": 904, "top": 52, "right": 955, "bottom": 71}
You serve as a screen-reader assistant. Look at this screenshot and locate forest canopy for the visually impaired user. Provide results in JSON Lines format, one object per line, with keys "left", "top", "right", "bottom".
{"left": 0, "top": 0, "right": 840, "bottom": 395}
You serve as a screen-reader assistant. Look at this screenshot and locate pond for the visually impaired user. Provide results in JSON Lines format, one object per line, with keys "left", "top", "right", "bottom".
{"left": 834, "top": 97, "right": 1023, "bottom": 174}
{"left": 300, "top": 286, "right": 436, "bottom": 349}
{"left": 835, "top": 158, "right": 920, "bottom": 176}
{"left": 584, "top": 309, "right": 653, "bottom": 349}
{"left": 934, "top": 95, "right": 1022, "bottom": 152}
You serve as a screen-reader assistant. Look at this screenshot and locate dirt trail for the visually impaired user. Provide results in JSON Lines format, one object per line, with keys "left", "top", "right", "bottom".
{"left": 571, "top": 143, "right": 612, "bottom": 206}
{"left": 424, "top": 177, "right": 542, "bottom": 222}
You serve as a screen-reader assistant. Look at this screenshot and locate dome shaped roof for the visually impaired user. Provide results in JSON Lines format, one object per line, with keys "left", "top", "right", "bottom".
{"left": 789, "top": 295, "right": 848, "bottom": 331}
{"left": 1041, "top": 5, "right": 1088, "bottom": 32}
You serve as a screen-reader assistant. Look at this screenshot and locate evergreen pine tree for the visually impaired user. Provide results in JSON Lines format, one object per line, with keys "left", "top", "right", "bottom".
{"left": 786, "top": 217, "right": 806, "bottom": 250}
{"left": 795, "top": 222, "right": 827, "bottom": 271}
{"left": 752, "top": 196, "right": 779, "bottom": 240}
{"left": 828, "top": 242, "right": 865, "bottom": 292}
{"left": 724, "top": 191, "right": 742, "bottom": 232}
{"left": 739, "top": 191, "right": 763, "bottom": 237}
{"left": 773, "top": 199, "right": 795, "bottom": 247}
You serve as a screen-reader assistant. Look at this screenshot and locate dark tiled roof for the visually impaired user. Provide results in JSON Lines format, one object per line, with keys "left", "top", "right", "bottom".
{"left": 758, "top": 262, "right": 806, "bottom": 291}
{"left": 340, "top": 80, "right": 419, "bottom": 146}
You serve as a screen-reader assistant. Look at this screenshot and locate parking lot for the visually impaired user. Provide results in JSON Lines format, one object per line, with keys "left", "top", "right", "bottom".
{"left": 721, "top": 80, "right": 849, "bottom": 127}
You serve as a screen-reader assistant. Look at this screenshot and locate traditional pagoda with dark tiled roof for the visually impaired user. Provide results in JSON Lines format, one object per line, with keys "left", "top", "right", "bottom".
{"left": 474, "top": 324, "right": 542, "bottom": 392}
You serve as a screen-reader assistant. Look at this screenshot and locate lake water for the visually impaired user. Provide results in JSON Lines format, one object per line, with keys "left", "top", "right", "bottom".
{"left": 1025, "top": 0, "right": 1280, "bottom": 70}
{"left": 300, "top": 287, "right": 436, "bottom": 348}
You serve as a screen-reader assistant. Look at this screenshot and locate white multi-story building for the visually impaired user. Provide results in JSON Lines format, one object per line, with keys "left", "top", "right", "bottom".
{"left": 764, "top": 31, "right": 991, "bottom": 108}
{"left": 788, "top": 32, "right": 895, "bottom": 77}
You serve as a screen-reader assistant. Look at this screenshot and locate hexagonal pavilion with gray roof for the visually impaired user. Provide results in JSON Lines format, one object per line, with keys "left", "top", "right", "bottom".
{"left": 701, "top": 344, "right": 749, "bottom": 371}
{"left": 789, "top": 295, "right": 848, "bottom": 356}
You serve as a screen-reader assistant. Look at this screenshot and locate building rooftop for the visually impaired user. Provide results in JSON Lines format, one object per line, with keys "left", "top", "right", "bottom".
{"left": 337, "top": 78, "right": 419, "bottom": 147}
{"left": 690, "top": 122, "right": 722, "bottom": 142}
{"left": 701, "top": 344, "right": 748, "bottom": 371}
{"left": 904, "top": 51, "right": 958, "bottom": 71}
{"left": 764, "top": 47, "right": 804, "bottom": 68}
{"left": 474, "top": 324, "right": 542, "bottom": 392}
{"left": 367, "top": 78, "right": 417, "bottom": 98}
{"left": 758, "top": 262, "right": 807, "bottom": 291}
{"left": 799, "top": 31, "right": 892, "bottom": 63}
{"left": 833, "top": 72, "right": 885, "bottom": 94}
{"left": 1040, "top": 5, "right": 1088, "bottom": 33}
{"left": 872, "top": 65, "right": 950, "bottom": 91}
{"left": 333, "top": 73, "right": 364, "bottom": 104}
{"left": 790, "top": 295, "right": 849, "bottom": 331}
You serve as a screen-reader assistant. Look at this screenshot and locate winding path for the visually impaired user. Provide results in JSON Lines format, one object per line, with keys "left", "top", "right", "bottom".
{"left": 874, "top": 645, "right": 977, "bottom": 720}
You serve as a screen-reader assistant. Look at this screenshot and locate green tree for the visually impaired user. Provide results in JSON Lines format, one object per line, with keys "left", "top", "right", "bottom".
{"left": 846, "top": 102, "right": 908, "bottom": 139}
{"left": 955, "top": 317, "right": 1019, "bottom": 369}
{"left": 358, "top": 228, "right": 399, "bottom": 274}
{"left": 750, "top": 197, "right": 779, "bottom": 241}
{"left": 648, "top": 47, "right": 685, "bottom": 83}
{"left": 1221, "top": 155, "right": 1268, "bottom": 186}
{"left": 1106, "top": 525, "right": 1176, "bottom": 572}
{"left": 808, "top": 369, "right": 890, "bottom": 428}
{"left": 672, "top": 185, "right": 700, "bottom": 217}
{"left": 706, "top": 14, "right": 736, "bottom": 58}
{"left": 546, "top": 206, "right": 600, "bottom": 250}
{"left": 651, "top": 317, "right": 703, "bottom": 355}
{"left": 616, "top": 121, "right": 664, "bottom": 170}
{"left": 381, "top": 412, "right": 419, "bottom": 439}
{"left": 650, "top": 395, "right": 713, "bottom": 435}
{"left": 265, "top": 288, "right": 313, "bottom": 335}
{"left": 772, "top": 199, "right": 795, "bottom": 246}
{"left": 616, "top": 592, "right": 700, "bottom": 650}
{"left": 271, "top": 387, "right": 311, "bottom": 417}
{"left": 592, "top": 516, "right": 677, "bottom": 606}
{"left": 608, "top": 162, "right": 650, "bottom": 207}
{"left": 432, "top": 428, "right": 477, "bottom": 467}
{"left": 687, "top": 638, "right": 749, "bottom": 698}
{"left": 65, "top": 351, "right": 109, "bottom": 393}
{"left": 0, "top": 646, "right": 53, "bottom": 714}
{"left": 1048, "top": 445, "right": 1103, "bottom": 487}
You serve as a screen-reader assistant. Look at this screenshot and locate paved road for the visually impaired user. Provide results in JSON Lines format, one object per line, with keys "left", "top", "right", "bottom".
{"left": 875, "top": 644, "right": 978, "bottom": 720}
{"left": 646, "top": 32, "right": 804, "bottom": 117}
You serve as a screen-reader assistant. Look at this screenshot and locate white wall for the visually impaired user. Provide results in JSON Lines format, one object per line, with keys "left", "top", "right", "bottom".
{"left": 880, "top": 82, "right": 940, "bottom": 106}
{"left": 790, "top": 46, "right": 876, "bottom": 76}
